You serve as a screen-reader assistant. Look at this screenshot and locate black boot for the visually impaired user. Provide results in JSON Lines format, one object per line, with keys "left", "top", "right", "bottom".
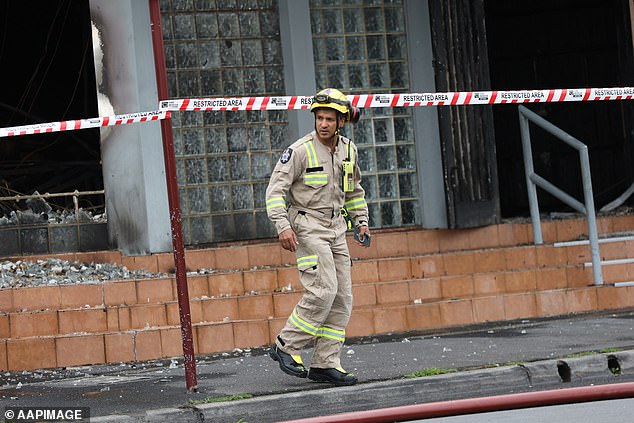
{"left": 308, "top": 367, "right": 358, "bottom": 386}
{"left": 269, "top": 344, "right": 308, "bottom": 378}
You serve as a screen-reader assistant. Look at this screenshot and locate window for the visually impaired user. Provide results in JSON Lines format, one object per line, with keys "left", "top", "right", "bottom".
{"left": 161, "top": 0, "right": 287, "bottom": 244}
{"left": 161, "top": 0, "right": 422, "bottom": 245}
{"left": 310, "top": 0, "right": 420, "bottom": 227}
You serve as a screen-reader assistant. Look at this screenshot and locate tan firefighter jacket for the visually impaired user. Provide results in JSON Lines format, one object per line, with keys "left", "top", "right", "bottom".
{"left": 266, "top": 130, "right": 368, "bottom": 234}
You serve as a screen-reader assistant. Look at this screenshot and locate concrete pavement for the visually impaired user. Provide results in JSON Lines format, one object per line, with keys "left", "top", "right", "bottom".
{"left": 2, "top": 310, "right": 634, "bottom": 422}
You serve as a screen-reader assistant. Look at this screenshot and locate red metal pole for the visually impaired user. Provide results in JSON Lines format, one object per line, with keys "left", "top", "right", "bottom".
{"left": 147, "top": 0, "right": 197, "bottom": 392}
{"left": 279, "top": 382, "right": 634, "bottom": 423}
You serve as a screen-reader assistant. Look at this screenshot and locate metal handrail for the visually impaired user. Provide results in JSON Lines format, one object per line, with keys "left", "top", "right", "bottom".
{"left": 518, "top": 105, "right": 602, "bottom": 285}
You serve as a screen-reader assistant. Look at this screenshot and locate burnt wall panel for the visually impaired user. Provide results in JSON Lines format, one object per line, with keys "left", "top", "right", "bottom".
{"left": 429, "top": 0, "right": 500, "bottom": 228}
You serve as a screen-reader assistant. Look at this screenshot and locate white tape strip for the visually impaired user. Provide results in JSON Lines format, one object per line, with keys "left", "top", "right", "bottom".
{"left": 0, "top": 110, "right": 169, "bottom": 138}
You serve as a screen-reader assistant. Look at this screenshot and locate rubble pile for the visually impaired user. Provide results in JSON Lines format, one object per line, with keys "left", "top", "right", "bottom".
{"left": 0, "top": 209, "right": 107, "bottom": 226}
{"left": 0, "top": 191, "right": 106, "bottom": 227}
{"left": 0, "top": 209, "right": 106, "bottom": 227}
{"left": 0, "top": 258, "right": 167, "bottom": 289}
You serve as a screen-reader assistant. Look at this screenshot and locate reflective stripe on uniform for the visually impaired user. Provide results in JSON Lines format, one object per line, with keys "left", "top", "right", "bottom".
{"left": 304, "top": 140, "right": 319, "bottom": 168}
{"left": 290, "top": 308, "right": 346, "bottom": 342}
{"left": 296, "top": 254, "right": 318, "bottom": 268}
{"left": 290, "top": 308, "right": 318, "bottom": 336}
{"left": 304, "top": 173, "right": 328, "bottom": 185}
{"left": 266, "top": 196, "right": 286, "bottom": 210}
{"left": 344, "top": 197, "right": 367, "bottom": 211}
{"left": 316, "top": 326, "right": 346, "bottom": 341}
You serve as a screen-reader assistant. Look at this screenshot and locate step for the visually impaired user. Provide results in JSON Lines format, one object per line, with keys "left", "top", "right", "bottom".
{"left": 554, "top": 232, "right": 634, "bottom": 247}
{"left": 0, "top": 261, "right": 596, "bottom": 341}
{"left": 0, "top": 240, "right": 618, "bottom": 334}
{"left": 1, "top": 318, "right": 279, "bottom": 371}
{"left": 6, "top": 214, "right": 634, "bottom": 275}
{"left": 4, "top": 214, "right": 634, "bottom": 372}
{"left": 5, "top": 283, "right": 634, "bottom": 371}
{"left": 584, "top": 258, "right": 634, "bottom": 266}
{"left": 0, "top": 244, "right": 572, "bottom": 313}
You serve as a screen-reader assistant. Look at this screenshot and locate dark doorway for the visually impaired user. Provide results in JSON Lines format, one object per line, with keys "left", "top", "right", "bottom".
{"left": 484, "top": 0, "right": 634, "bottom": 217}
{"left": 0, "top": 1, "right": 102, "bottom": 216}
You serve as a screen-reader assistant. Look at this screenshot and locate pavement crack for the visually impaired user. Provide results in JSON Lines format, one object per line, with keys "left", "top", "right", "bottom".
{"left": 517, "top": 363, "right": 534, "bottom": 386}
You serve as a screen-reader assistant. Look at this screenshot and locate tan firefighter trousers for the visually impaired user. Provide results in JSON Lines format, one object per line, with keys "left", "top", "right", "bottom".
{"left": 276, "top": 208, "right": 352, "bottom": 369}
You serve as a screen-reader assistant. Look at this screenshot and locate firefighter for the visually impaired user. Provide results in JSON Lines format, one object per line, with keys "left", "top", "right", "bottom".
{"left": 265, "top": 88, "right": 370, "bottom": 386}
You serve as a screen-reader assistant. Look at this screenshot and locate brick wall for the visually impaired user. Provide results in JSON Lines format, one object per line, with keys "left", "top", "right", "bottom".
{"left": 2, "top": 215, "right": 634, "bottom": 371}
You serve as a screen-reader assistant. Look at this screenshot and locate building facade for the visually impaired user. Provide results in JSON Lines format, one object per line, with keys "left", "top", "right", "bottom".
{"left": 160, "top": 0, "right": 447, "bottom": 247}
{"left": 0, "top": 0, "right": 631, "bottom": 256}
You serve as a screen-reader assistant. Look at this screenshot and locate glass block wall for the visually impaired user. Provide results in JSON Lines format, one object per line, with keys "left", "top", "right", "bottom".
{"left": 160, "top": 0, "right": 420, "bottom": 246}
{"left": 309, "top": 0, "right": 420, "bottom": 228}
{"left": 160, "top": 0, "right": 287, "bottom": 244}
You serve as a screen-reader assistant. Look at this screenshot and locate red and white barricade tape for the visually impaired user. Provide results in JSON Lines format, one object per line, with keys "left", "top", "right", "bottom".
{"left": 0, "top": 110, "right": 169, "bottom": 138}
{"left": 160, "top": 87, "right": 634, "bottom": 111}
{"left": 159, "top": 96, "right": 314, "bottom": 111}
{"left": 1, "top": 87, "right": 632, "bottom": 139}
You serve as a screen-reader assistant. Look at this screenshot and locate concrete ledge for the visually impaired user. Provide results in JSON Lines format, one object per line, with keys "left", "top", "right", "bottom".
{"left": 557, "top": 354, "right": 612, "bottom": 382}
{"left": 144, "top": 407, "right": 200, "bottom": 423}
{"left": 88, "top": 366, "right": 530, "bottom": 423}
{"left": 91, "top": 417, "right": 137, "bottom": 422}
{"left": 196, "top": 366, "right": 529, "bottom": 423}
{"left": 520, "top": 360, "right": 562, "bottom": 386}
{"left": 42, "top": 351, "right": 634, "bottom": 423}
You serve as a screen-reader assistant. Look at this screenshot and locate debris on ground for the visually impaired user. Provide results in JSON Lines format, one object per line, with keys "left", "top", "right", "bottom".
{"left": 0, "top": 190, "right": 106, "bottom": 227}
{"left": 0, "top": 208, "right": 106, "bottom": 227}
{"left": 0, "top": 258, "right": 167, "bottom": 289}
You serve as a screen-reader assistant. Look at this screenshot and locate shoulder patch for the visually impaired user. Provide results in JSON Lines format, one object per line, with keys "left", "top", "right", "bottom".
{"left": 279, "top": 148, "right": 293, "bottom": 164}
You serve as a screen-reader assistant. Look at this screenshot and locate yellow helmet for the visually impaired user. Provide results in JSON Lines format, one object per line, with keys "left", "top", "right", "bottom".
{"left": 310, "top": 88, "right": 361, "bottom": 123}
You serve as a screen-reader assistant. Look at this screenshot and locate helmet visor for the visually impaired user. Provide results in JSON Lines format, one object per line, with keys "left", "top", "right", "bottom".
{"left": 313, "top": 93, "right": 350, "bottom": 108}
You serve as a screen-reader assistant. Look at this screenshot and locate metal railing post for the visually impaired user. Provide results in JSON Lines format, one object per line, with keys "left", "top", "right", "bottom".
{"left": 517, "top": 106, "right": 603, "bottom": 285}
{"left": 519, "top": 112, "right": 543, "bottom": 244}
{"left": 579, "top": 146, "right": 603, "bottom": 284}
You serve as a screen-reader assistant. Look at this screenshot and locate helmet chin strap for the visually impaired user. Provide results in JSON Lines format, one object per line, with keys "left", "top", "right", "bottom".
{"left": 335, "top": 113, "right": 345, "bottom": 134}
{"left": 333, "top": 119, "right": 345, "bottom": 137}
